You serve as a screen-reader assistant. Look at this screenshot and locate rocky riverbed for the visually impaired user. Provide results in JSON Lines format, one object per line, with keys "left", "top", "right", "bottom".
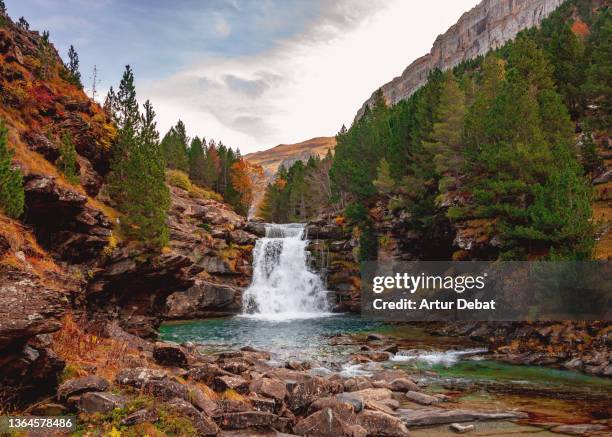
{"left": 33, "top": 316, "right": 610, "bottom": 436}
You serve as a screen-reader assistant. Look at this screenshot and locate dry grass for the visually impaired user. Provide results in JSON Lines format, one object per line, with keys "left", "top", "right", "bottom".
{"left": 52, "top": 314, "right": 138, "bottom": 382}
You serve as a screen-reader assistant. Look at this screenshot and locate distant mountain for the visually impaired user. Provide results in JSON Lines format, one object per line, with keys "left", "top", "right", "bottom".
{"left": 245, "top": 136, "right": 336, "bottom": 181}
{"left": 244, "top": 136, "right": 336, "bottom": 217}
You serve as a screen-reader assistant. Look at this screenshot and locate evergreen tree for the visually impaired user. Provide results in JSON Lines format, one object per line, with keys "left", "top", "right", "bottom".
{"left": 17, "top": 17, "right": 29, "bottom": 30}
{"left": 423, "top": 71, "right": 466, "bottom": 196}
{"left": 583, "top": 8, "right": 611, "bottom": 129}
{"left": 57, "top": 132, "right": 79, "bottom": 184}
{"left": 579, "top": 131, "right": 603, "bottom": 176}
{"left": 188, "top": 136, "right": 206, "bottom": 184}
{"left": 120, "top": 100, "right": 170, "bottom": 248}
{"left": 0, "top": 120, "right": 24, "bottom": 218}
{"left": 0, "top": 1, "right": 7, "bottom": 15}
{"left": 66, "top": 45, "right": 82, "bottom": 87}
{"left": 161, "top": 121, "right": 189, "bottom": 171}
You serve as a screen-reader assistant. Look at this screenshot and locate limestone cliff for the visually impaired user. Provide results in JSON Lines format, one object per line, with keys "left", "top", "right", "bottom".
{"left": 356, "top": 0, "right": 563, "bottom": 119}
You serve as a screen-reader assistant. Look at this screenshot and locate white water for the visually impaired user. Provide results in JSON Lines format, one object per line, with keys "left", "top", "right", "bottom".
{"left": 241, "top": 223, "right": 332, "bottom": 321}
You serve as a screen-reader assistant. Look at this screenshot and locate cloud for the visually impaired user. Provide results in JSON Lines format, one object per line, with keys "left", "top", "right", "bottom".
{"left": 135, "top": 0, "right": 481, "bottom": 153}
{"left": 213, "top": 13, "right": 231, "bottom": 38}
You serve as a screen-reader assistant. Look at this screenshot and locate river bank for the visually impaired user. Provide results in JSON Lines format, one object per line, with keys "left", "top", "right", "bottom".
{"left": 30, "top": 313, "right": 609, "bottom": 436}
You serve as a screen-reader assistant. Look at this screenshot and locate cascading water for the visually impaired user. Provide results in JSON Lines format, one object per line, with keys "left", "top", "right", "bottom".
{"left": 242, "top": 223, "right": 331, "bottom": 320}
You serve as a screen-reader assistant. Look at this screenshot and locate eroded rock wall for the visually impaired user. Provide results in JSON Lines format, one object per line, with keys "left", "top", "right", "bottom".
{"left": 356, "top": 0, "right": 563, "bottom": 119}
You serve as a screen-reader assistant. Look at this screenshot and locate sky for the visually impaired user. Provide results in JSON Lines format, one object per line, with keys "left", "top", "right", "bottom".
{"left": 8, "top": 0, "right": 480, "bottom": 153}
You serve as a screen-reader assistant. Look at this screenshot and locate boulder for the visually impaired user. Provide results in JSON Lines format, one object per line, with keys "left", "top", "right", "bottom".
{"left": 120, "top": 408, "right": 160, "bottom": 426}
{"left": 230, "top": 229, "right": 257, "bottom": 245}
{"left": 189, "top": 363, "right": 234, "bottom": 384}
{"left": 293, "top": 408, "right": 367, "bottom": 437}
{"left": 142, "top": 379, "right": 189, "bottom": 401}
{"left": 249, "top": 395, "right": 277, "bottom": 413}
{"left": 165, "top": 280, "right": 241, "bottom": 319}
{"left": 307, "top": 397, "right": 355, "bottom": 420}
{"left": 249, "top": 377, "right": 288, "bottom": 402}
{"left": 389, "top": 378, "right": 420, "bottom": 393}
{"left": 188, "top": 385, "right": 218, "bottom": 416}
{"left": 220, "top": 358, "right": 253, "bottom": 375}
{"left": 212, "top": 375, "right": 249, "bottom": 394}
{"left": 405, "top": 391, "right": 441, "bottom": 405}
{"left": 153, "top": 342, "right": 188, "bottom": 367}
{"left": 167, "top": 397, "right": 219, "bottom": 437}
{"left": 215, "top": 411, "right": 290, "bottom": 432}
{"left": 286, "top": 376, "right": 342, "bottom": 412}
{"left": 78, "top": 392, "right": 126, "bottom": 413}
{"left": 357, "top": 410, "right": 410, "bottom": 437}
{"left": 57, "top": 375, "right": 109, "bottom": 400}
{"left": 397, "top": 407, "right": 527, "bottom": 426}
{"left": 115, "top": 367, "right": 167, "bottom": 388}
{"left": 344, "top": 377, "right": 373, "bottom": 392}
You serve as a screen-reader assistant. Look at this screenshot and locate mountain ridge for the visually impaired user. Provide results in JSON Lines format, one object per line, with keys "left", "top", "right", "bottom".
{"left": 356, "top": 0, "right": 564, "bottom": 119}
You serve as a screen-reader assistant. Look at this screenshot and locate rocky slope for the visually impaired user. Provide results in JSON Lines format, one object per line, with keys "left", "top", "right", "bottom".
{"left": 245, "top": 136, "right": 336, "bottom": 181}
{"left": 0, "top": 10, "right": 256, "bottom": 409}
{"left": 356, "top": 0, "right": 564, "bottom": 119}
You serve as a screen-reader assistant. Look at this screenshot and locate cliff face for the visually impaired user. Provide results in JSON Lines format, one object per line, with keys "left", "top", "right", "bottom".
{"left": 356, "top": 0, "right": 563, "bottom": 119}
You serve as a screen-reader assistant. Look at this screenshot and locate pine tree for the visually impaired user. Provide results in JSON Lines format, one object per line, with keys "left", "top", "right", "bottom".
{"left": 66, "top": 45, "right": 82, "bottom": 87}
{"left": 161, "top": 121, "right": 189, "bottom": 171}
{"left": 0, "top": 1, "right": 7, "bottom": 15}
{"left": 57, "top": 132, "right": 79, "bottom": 184}
{"left": 423, "top": 71, "right": 466, "bottom": 195}
{"left": 188, "top": 136, "right": 206, "bottom": 185}
{"left": 0, "top": 120, "right": 24, "bottom": 218}
{"left": 373, "top": 158, "right": 395, "bottom": 198}
{"left": 120, "top": 100, "right": 170, "bottom": 248}
{"left": 17, "top": 17, "right": 29, "bottom": 30}
{"left": 580, "top": 131, "right": 603, "bottom": 176}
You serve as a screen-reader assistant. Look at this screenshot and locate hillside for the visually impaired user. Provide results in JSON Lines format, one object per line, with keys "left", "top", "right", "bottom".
{"left": 0, "top": 10, "right": 258, "bottom": 411}
{"left": 245, "top": 136, "right": 336, "bottom": 180}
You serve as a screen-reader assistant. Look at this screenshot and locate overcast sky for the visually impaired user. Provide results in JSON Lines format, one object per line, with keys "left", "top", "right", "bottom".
{"left": 8, "top": 0, "right": 479, "bottom": 153}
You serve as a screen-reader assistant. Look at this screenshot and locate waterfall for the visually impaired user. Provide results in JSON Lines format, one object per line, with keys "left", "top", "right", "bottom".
{"left": 242, "top": 223, "right": 331, "bottom": 320}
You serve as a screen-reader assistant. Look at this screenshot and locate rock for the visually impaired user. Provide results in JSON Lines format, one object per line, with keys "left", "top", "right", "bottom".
{"left": 293, "top": 408, "right": 367, "bottom": 437}
{"left": 356, "top": 0, "right": 563, "bottom": 119}
{"left": 383, "top": 344, "right": 399, "bottom": 354}
{"left": 142, "top": 379, "right": 189, "bottom": 401}
{"left": 115, "top": 367, "right": 167, "bottom": 388}
{"left": 397, "top": 407, "right": 527, "bottom": 426}
{"left": 190, "top": 363, "right": 234, "bottom": 384}
{"left": 549, "top": 424, "right": 608, "bottom": 435}
{"left": 165, "top": 280, "right": 242, "bottom": 319}
{"left": 153, "top": 342, "right": 188, "bottom": 367}
{"left": 286, "top": 376, "right": 342, "bottom": 412}
{"left": 249, "top": 377, "right": 288, "bottom": 402}
{"left": 57, "top": 376, "right": 109, "bottom": 400}
{"left": 366, "top": 333, "right": 386, "bottom": 342}
{"left": 212, "top": 375, "right": 249, "bottom": 394}
{"left": 245, "top": 221, "right": 267, "bottom": 237}
{"left": 357, "top": 410, "right": 410, "bottom": 437}
{"left": 389, "top": 378, "right": 420, "bottom": 393}
{"left": 215, "top": 411, "right": 289, "bottom": 432}
{"left": 230, "top": 229, "right": 257, "bottom": 245}
{"left": 120, "top": 408, "right": 160, "bottom": 426}
{"left": 188, "top": 385, "right": 218, "bottom": 416}
{"left": 449, "top": 423, "right": 475, "bottom": 433}
{"left": 249, "top": 395, "right": 277, "bottom": 413}
{"left": 78, "top": 392, "right": 126, "bottom": 413}
{"left": 220, "top": 358, "right": 253, "bottom": 375}
{"left": 167, "top": 397, "right": 219, "bottom": 436}
{"left": 344, "top": 377, "right": 373, "bottom": 392}
{"left": 364, "top": 400, "right": 395, "bottom": 415}
{"left": 371, "top": 370, "right": 410, "bottom": 383}
{"left": 22, "top": 131, "right": 60, "bottom": 162}
{"left": 307, "top": 397, "right": 356, "bottom": 420}
{"left": 285, "top": 360, "right": 311, "bottom": 371}
{"left": 405, "top": 391, "right": 441, "bottom": 405}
